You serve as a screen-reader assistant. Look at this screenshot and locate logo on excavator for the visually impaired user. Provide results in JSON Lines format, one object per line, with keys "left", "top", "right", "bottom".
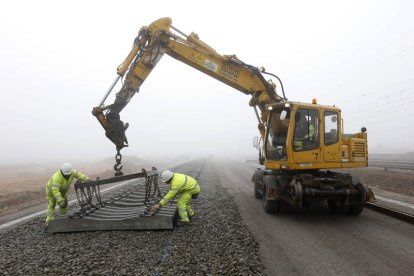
{"left": 221, "top": 63, "right": 239, "bottom": 80}
{"left": 204, "top": 59, "right": 218, "bottom": 72}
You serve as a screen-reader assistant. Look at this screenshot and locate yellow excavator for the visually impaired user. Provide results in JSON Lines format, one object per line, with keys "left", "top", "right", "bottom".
{"left": 92, "top": 17, "right": 375, "bottom": 215}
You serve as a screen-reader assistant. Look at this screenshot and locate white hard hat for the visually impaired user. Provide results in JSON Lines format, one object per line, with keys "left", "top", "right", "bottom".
{"left": 161, "top": 170, "right": 173, "bottom": 182}
{"left": 61, "top": 163, "right": 73, "bottom": 176}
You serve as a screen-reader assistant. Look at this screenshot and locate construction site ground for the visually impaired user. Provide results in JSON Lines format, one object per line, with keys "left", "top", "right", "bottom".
{"left": 1, "top": 158, "right": 414, "bottom": 275}
{"left": 0, "top": 156, "right": 179, "bottom": 219}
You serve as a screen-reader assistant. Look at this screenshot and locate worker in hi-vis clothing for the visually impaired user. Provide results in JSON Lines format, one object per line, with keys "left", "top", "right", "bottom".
{"left": 149, "top": 170, "right": 200, "bottom": 223}
{"left": 45, "top": 163, "right": 90, "bottom": 225}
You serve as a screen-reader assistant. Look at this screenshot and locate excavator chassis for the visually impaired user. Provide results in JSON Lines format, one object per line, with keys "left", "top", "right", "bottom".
{"left": 252, "top": 169, "right": 375, "bottom": 214}
{"left": 47, "top": 168, "right": 178, "bottom": 233}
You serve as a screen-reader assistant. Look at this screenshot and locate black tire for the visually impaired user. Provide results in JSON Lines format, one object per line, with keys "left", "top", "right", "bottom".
{"left": 328, "top": 178, "right": 366, "bottom": 215}
{"left": 254, "top": 179, "right": 262, "bottom": 199}
{"left": 327, "top": 200, "right": 348, "bottom": 214}
{"left": 263, "top": 175, "right": 281, "bottom": 214}
{"left": 348, "top": 182, "right": 366, "bottom": 216}
{"left": 252, "top": 170, "right": 263, "bottom": 199}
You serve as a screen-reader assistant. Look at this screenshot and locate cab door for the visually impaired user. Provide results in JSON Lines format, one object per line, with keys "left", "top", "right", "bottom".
{"left": 323, "top": 110, "right": 341, "bottom": 162}
{"left": 291, "top": 108, "right": 322, "bottom": 164}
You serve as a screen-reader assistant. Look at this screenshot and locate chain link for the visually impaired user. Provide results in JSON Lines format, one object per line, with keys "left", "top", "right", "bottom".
{"left": 86, "top": 187, "right": 94, "bottom": 208}
{"left": 75, "top": 187, "right": 84, "bottom": 210}
{"left": 114, "top": 149, "right": 123, "bottom": 176}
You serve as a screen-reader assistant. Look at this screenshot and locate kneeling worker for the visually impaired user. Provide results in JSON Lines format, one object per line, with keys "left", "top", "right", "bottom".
{"left": 149, "top": 170, "right": 200, "bottom": 223}
{"left": 45, "top": 163, "right": 90, "bottom": 225}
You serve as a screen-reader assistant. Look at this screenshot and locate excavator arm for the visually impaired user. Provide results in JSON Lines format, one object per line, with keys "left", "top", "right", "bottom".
{"left": 92, "top": 17, "right": 285, "bottom": 152}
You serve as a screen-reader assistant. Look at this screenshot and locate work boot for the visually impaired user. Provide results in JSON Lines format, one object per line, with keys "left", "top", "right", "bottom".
{"left": 177, "top": 220, "right": 190, "bottom": 228}
{"left": 179, "top": 218, "right": 190, "bottom": 226}
{"left": 45, "top": 215, "right": 54, "bottom": 226}
{"left": 187, "top": 208, "right": 195, "bottom": 218}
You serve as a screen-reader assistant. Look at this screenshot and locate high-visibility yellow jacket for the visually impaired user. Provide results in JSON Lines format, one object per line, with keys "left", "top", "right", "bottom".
{"left": 45, "top": 170, "right": 89, "bottom": 203}
{"left": 305, "top": 123, "right": 316, "bottom": 140}
{"left": 159, "top": 173, "right": 199, "bottom": 206}
{"left": 294, "top": 123, "right": 316, "bottom": 150}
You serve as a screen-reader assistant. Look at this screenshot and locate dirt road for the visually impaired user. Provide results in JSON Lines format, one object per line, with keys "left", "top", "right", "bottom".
{"left": 213, "top": 158, "right": 414, "bottom": 275}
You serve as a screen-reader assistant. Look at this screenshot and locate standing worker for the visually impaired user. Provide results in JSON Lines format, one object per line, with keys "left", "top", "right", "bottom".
{"left": 149, "top": 170, "right": 200, "bottom": 223}
{"left": 45, "top": 163, "right": 90, "bottom": 225}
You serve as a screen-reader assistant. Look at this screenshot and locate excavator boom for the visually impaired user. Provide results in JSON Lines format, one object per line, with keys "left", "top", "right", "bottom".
{"left": 92, "top": 17, "right": 285, "bottom": 151}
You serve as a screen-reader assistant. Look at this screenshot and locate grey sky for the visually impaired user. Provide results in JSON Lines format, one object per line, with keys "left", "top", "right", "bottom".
{"left": 1, "top": 0, "right": 413, "bottom": 165}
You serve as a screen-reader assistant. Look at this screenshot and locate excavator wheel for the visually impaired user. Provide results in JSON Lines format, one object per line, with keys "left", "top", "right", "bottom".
{"left": 327, "top": 200, "right": 348, "bottom": 214}
{"left": 347, "top": 182, "right": 366, "bottom": 216}
{"left": 252, "top": 170, "right": 263, "bottom": 199}
{"left": 262, "top": 175, "right": 281, "bottom": 214}
{"left": 328, "top": 178, "right": 366, "bottom": 216}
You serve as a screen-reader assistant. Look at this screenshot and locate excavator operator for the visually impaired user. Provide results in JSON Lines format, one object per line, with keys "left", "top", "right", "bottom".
{"left": 149, "top": 170, "right": 200, "bottom": 223}
{"left": 293, "top": 112, "right": 317, "bottom": 150}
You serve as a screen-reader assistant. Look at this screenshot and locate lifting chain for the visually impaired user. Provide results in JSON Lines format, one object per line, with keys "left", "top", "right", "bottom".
{"left": 114, "top": 149, "right": 123, "bottom": 176}
{"left": 75, "top": 187, "right": 85, "bottom": 210}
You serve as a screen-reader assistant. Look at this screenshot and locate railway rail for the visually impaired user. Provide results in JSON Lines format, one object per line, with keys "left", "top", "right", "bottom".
{"left": 365, "top": 202, "right": 414, "bottom": 225}
{"left": 368, "top": 159, "right": 414, "bottom": 171}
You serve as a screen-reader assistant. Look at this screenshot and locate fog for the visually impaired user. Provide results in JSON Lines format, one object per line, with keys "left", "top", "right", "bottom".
{"left": 1, "top": 0, "right": 413, "bottom": 165}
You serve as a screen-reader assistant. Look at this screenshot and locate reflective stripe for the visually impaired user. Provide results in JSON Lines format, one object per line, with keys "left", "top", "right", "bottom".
{"left": 178, "top": 210, "right": 187, "bottom": 213}
{"left": 51, "top": 184, "right": 61, "bottom": 189}
{"left": 177, "top": 176, "right": 188, "bottom": 191}
{"left": 189, "top": 182, "right": 199, "bottom": 190}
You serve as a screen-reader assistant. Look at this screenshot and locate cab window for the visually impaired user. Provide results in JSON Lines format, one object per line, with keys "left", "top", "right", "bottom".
{"left": 324, "top": 111, "right": 338, "bottom": 145}
{"left": 265, "top": 109, "right": 290, "bottom": 160}
{"left": 293, "top": 109, "right": 319, "bottom": 151}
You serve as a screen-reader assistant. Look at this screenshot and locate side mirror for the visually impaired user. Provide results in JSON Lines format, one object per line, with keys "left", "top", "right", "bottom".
{"left": 280, "top": 110, "right": 287, "bottom": 121}
{"left": 253, "top": 136, "right": 259, "bottom": 149}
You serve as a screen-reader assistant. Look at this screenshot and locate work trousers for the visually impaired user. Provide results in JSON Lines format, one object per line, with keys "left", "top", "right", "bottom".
{"left": 177, "top": 186, "right": 200, "bottom": 222}
{"left": 46, "top": 196, "right": 67, "bottom": 225}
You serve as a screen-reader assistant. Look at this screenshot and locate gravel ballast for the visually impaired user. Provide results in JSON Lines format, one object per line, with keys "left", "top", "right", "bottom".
{"left": 0, "top": 159, "right": 265, "bottom": 275}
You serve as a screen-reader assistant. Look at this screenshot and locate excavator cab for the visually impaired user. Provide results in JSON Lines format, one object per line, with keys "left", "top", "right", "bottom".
{"left": 252, "top": 101, "right": 374, "bottom": 214}
{"left": 264, "top": 103, "right": 291, "bottom": 162}
{"left": 262, "top": 101, "right": 364, "bottom": 171}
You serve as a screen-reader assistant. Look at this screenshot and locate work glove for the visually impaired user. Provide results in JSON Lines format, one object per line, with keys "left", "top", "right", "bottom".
{"left": 58, "top": 200, "right": 68, "bottom": 209}
{"left": 149, "top": 203, "right": 161, "bottom": 212}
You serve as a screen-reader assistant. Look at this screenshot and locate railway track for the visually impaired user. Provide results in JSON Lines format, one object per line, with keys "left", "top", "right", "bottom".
{"left": 369, "top": 159, "right": 414, "bottom": 171}
{"left": 0, "top": 159, "right": 266, "bottom": 275}
{"left": 365, "top": 202, "right": 414, "bottom": 225}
